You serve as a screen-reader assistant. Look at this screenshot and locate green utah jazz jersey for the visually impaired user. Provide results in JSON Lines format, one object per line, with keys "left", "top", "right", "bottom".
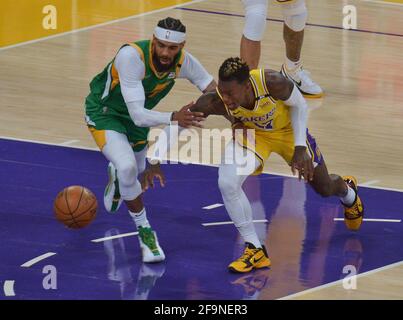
{"left": 85, "top": 39, "right": 184, "bottom": 124}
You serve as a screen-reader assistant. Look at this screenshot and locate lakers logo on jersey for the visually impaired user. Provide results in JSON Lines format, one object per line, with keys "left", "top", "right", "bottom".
{"left": 220, "top": 69, "right": 291, "bottom": 132}
{"left": 237, "top": 105, "right": 276, "bottom": 130}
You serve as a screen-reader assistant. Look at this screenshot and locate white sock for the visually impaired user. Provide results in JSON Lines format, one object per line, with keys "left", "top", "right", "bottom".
{"left": 129, "top": 208, "right": 151, "bottom": 229}
{"left": 340, "top": 185, "right": 356, "bottom": 207}
{"left": 239, "top": 222, "right": 262, "bottom": 249}
{"left": 285, "top": 56, "right": 302, "bottom": 71}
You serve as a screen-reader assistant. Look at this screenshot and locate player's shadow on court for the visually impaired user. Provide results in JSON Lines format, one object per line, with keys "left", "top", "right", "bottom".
{"left": 103, "top": 228, "right": 166, "bottom": 300}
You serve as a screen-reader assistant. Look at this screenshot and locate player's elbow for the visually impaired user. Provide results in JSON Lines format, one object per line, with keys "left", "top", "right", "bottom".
{"left": 129, "top": 109, "right": 147, "bottom": 127}
{"left": 133, "top": 117, "right": 146, "bottom": 127}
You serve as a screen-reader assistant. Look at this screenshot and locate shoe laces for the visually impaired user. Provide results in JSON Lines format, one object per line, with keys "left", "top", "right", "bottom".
{"left": 239, "top": 247, "right": 258, "bottom": 262}
{"left": 295, "top": 68, "right": 316, "bottom": 87}
{"left": 350, "top": 201, "right": 360, "bottom": 213}
{"left": 139, "top": 227, "right": 157, "bottom": 250}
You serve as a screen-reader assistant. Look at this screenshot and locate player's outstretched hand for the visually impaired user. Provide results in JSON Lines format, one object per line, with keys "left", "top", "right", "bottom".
{"left": 141, "top": 163, "right": 166, "bottom": 191}
{"left": 291, "top": 146, "right": 314, "bottom": 182}
{"left": 172, "top": 102, "right": 204, "bottom": 128}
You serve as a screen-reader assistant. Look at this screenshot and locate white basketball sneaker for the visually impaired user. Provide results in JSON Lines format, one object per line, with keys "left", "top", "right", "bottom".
{"left": 104, "top": 162, "right": 123, "bottom": 213}
{"left": 138, "top": 226, "right": 165, "bottom": 263}
{"left": 281, "top": 64, "right": 323, "bottom": 98}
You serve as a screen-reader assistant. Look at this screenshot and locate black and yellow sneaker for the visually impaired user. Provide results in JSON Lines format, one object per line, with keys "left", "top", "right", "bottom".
{"left": 343, "top": 176, "right": 364, "bottom": 231}
{"left": 228, "top": 243, "right": 271, "bottom": 273}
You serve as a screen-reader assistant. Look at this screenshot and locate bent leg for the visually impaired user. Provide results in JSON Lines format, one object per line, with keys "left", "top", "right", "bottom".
{"left": 219, "top": 141, "right": 262, "bottom": 247}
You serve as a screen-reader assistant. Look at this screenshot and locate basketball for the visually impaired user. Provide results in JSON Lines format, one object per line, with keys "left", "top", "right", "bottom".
{"left": 54, "top": 186, "right": 98, "bottom": 229}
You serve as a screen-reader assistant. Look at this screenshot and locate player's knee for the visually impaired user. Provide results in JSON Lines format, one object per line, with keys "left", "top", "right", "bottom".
{"left": 117, "top": 162, "right": 138, "bottom": 187}
{"left": 121, "top": 179, "right": 142, "bottom": 202}
{"left": 218, "top": 168, "right": 239, "bottom": 198}
{"left": 218, "top": 173, "right": 233, "bottom": 195}
{"left": 243, "top": 1, "right": 268, "bottom": 41}
{"left": 282, "top": 0, "right": 307, "bottom": 32}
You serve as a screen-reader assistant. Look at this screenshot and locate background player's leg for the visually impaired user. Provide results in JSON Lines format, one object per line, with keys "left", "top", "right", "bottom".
{"left": 279, "top": 0, "right": 323, "bottom": 97}
{"left": 283, "top": 24, "right": 304, "bottom": 63}
{"left": 240, "top": 0, "right": 268, "bottom": 69}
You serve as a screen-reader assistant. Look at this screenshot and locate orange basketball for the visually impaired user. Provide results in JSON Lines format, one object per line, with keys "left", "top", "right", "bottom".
{"left": 54, "top": 186, "right": 98, "bottom": 229}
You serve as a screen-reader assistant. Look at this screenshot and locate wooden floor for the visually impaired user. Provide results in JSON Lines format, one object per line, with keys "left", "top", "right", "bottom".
{"left": 0, "top": 0, "right": 402, "bottom": 299}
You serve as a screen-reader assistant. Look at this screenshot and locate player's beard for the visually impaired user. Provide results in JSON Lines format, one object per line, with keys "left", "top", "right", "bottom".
{"left": 152, "top": 51, "right": 176, "bottom": 72}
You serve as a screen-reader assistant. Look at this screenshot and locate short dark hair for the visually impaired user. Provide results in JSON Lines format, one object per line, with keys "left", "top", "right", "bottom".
{"left": 219, "top": 57, "right": 250, "bottom": 83}
{"left": 157, "top": 17, "right": 186, "bottom": 33}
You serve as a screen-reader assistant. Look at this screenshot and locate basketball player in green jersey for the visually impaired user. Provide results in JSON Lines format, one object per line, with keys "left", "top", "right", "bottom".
{"left": 85, "top": 17, "right": 216, "bottom": 263}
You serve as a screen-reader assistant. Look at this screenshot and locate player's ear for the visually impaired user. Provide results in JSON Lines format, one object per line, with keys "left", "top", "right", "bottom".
{"left": 179, "top": 41, "right": 186, "bottom": 49}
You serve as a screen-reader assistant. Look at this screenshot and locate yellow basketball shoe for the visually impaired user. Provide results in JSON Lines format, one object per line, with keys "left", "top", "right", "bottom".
{"left": 342, "top": 176, "right": 364, "bottom": 231}
{"left": 228, "top": 243, "right": 271, "bottom": 273}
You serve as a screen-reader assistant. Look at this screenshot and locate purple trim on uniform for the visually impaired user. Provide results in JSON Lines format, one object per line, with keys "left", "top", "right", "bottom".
{"left": 306, "top": 129, "right": 323, "bottom": 165}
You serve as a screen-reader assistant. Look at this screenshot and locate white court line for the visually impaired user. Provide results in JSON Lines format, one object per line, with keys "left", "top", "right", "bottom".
{"left": 3, "top": 281, "right": 16, "bottom": 297}
{"left": 203, "top": 219, "right": 268, "bottom": 227}
{"left": 362, "top": 0, "right": 403, "bottom": 6}
{"left": 60, "top": 139, "right": 80, "bottom": 146}
{"left": 2, "top": 135, "right": 403, "bottom": 194}
{"left": 334, "top": 218, "right": 401, "bottom": 223}
{"left": 0, "top": 135, "right": 99, "bottom": 151}
{"left": 278, "top": 260, "right": 403, "bottom": 300}
{"left": 360, "top": 180, "right": 380, "bottom": 186}
{"left": 20, "top": 252, "right": 57, "bottom": 268}
{"left": 91, "top": 232, "right": 139, "bottom": 243}
{"left": 202, "top": 203, "right": 224, "bottom": 210}
{"left": 0, "top": 0, "right": 208, "bottom": 51}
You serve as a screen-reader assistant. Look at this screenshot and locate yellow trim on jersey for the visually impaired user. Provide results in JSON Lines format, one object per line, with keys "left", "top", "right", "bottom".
{"left": 248, "top": 75, "right": 260, "bottom": 111}
{"left": 131, "top": 140, "right": 147, "bottom": 148}
{"left": 109, "top": 43, "right": 145, "bottom": 91}
{"left": 128, "top": 43, "right": 145, "bottom": 62}
{"left": 175, "top": 50, "right": 186, "bottom": 77}
{"left": 260, "top": 69, "right": 276, "bottom": 104}
{"left": 88, "top": 127, "right": 106, "bottom": 151}
{"left": 110, "top": 63, "right": 120, "bottom": 91}
{"left": 216, "top": 87, "right": 231, "bottom": 115}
